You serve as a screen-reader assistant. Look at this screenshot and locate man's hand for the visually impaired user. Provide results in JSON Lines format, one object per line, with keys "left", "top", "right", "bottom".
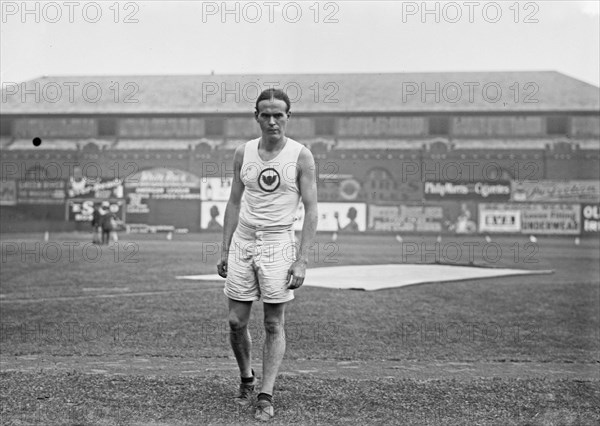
{"left": 217, "top": 253, "right": 228, "bottom": 278}
{"left": 287, "top": 259, "right": 307, "bottom": 289}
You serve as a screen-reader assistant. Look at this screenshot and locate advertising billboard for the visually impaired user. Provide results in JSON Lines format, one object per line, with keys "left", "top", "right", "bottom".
{"left": 67, "top": 177, "right": 124, "bottom": 199}
{"left": 200, "top": 177, "right": 233, "bottom": 201}
{"left": 125, "top": 168, "right": 202, "bottom": 231}
{"left": 368, "top": 204, "right": 443, "bottom": 232}
{"left": 424, "top": 181, "right": 511, "bottom": 201}
{"left": 581, "top": 204, "right": 599, "bottom": 234}
{"left": 478, "top": 203, "right": 581, "bottom": 235}
{"left": 294, "top": 202, "right": 367, "bottom": 232}
{"left": 478, "top": 205, "right": 522, "bottom": 233}
{"left": 511, "top": 180, "right": 600, "bottom": 203}
{"left": 67, "top": 199, "right": 124, "bottom": 222}
{"left": 200, "top": 201, "right": 227, "bottom": 231}
{"left": 17, "top": 180, "right": 66, "bottom": 204}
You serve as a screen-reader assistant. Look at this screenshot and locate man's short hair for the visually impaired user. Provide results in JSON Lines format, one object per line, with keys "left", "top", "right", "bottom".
{"left": 255, "top": 89, "right": 291, "bottom": 113}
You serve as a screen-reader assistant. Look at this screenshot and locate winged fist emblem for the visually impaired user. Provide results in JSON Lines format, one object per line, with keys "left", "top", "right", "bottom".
{"left": 258, "top": 168, "right": 280, "bottom": 192}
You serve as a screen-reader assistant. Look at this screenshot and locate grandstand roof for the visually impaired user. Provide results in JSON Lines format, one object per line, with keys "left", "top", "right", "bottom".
{"left": 2, "top": 71, "right": 598, "bottom": 114}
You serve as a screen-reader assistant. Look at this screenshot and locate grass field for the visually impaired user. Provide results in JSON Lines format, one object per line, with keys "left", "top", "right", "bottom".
{"left": 1, "top": 232, "right": 599, "bottom": 425}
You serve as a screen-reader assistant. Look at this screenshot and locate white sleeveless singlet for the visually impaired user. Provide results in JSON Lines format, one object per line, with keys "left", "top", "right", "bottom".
{"left": 239, "top": 137, "right": 304, "bottom": 230}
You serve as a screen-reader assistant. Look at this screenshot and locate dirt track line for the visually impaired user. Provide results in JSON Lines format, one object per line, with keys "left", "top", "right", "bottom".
{"left": 1, "top": 355, "right": 597, "bottom": 381}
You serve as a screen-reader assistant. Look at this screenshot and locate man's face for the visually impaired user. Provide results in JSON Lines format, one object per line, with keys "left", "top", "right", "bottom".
{"left": 255, "top": 99, "right": 290, "bottom": 141}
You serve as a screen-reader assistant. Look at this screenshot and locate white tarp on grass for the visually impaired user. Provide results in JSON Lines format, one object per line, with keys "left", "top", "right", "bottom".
{"left": 176, "top": 264, "right": 553, "bottom": 291}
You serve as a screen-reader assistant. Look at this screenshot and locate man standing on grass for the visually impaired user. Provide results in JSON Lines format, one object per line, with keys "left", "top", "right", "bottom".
{"left": 217, "top": 88, "right": 318, "bottom": 421}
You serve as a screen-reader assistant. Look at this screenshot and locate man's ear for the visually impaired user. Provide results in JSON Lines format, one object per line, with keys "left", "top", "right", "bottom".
{"left": 287, "top": 111, "right": 292, "bottom": 119}
{"left": 254, "top": 110, "right": 259, "bottom": 121}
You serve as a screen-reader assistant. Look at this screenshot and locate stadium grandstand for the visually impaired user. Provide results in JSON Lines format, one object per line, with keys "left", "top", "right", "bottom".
{"left": 1, "top": 71, "right": 599, "bottom": 235}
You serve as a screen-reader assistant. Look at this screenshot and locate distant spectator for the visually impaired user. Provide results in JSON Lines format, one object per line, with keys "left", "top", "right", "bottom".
{"left": 100, "top": 202, "right": 118, "bottom": 244}
{"left": 91, "top": 203, "right": 102, "bottom": 244}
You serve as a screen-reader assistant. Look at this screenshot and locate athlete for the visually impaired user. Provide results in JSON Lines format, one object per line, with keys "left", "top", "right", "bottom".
{"left": 217, "top": 88, "right": 318, "bottom": 421}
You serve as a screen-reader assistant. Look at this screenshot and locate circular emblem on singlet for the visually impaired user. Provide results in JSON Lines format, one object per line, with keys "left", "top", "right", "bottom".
{"left": 258, "top": 168, "right": 281, "bottom": 192}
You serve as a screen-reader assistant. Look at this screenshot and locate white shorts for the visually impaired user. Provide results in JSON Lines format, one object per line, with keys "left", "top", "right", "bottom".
{"left": 224, "top": 223, "right": 297, "bottom": 304}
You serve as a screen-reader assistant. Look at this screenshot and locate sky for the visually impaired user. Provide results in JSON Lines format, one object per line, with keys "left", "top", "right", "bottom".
{"left": 0, "top": 0, "right": 599, "bottom": 88}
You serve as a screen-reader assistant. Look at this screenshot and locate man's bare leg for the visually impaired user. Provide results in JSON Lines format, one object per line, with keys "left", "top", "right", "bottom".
{"left": 260, "top": 302, "right": 286, "bottom": 395}
{"left": 228, "top": 298, "right": 253, "bottom": 378}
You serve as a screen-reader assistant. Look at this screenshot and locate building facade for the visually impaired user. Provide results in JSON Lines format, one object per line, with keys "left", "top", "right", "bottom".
{"left": 1, "top": 72, "right": 599, "bottom": 234}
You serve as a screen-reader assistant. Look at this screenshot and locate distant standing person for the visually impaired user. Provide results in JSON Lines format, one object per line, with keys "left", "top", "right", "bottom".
{"left": 91, "top": 203, "right": 102, "bottom": 244}
{"left": 217, "top": 88, "right": 318, "bottom": 421}
{"left": 100, "top": 201, "right": 118, "bottom": 244}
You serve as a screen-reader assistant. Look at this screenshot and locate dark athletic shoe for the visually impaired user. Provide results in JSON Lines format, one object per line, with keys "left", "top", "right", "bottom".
{"left": 254, "top": 399, "right": 274, "bottom": 421}
{"left": 234, "top": 374, "right": 256, "bottom": 407}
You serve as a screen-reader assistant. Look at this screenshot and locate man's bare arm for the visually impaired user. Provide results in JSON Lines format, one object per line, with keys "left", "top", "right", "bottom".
{"left": 217, "top": 145, "right": 245, "bottom": 278}
{"left": 287, "top": 147, "right": 318, "bottom": 289}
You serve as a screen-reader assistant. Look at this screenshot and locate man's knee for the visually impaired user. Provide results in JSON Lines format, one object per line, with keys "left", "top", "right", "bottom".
{"left": 264, "top": 320, "right": 285, "bottom": 335}
{"left": 228, "top": 313, "right": 249, "bottom": 331}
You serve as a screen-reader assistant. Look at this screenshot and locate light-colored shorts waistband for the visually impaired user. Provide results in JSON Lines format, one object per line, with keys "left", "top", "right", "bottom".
{"left": 237, "top": 220, "right": 294, "bottom": 235}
